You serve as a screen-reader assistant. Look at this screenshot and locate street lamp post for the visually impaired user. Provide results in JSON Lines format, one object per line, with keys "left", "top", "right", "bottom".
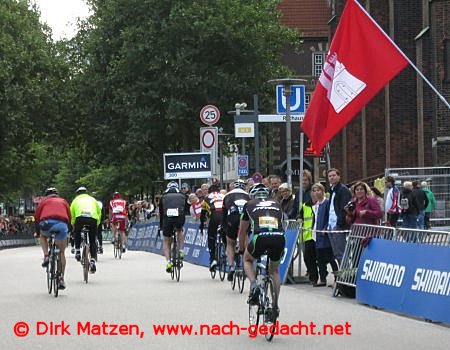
{"left": 268, "top": 78, "right": 307, "bottom": 191}
{"left": 235, "top": 102, "right": 247, "bottom": 154}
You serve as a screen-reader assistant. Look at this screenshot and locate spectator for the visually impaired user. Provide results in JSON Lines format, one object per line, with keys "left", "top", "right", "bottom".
{"left": 278, "top": 183, "right": 294, "bottom": 217}
{"left": 188, "top": 194, "right": 202, "bottom": 220}
{"left": 412, "top": 180, "right": 429, "bottom": 230}
{"left": 370, "top": 187, "right": 384, "bottom": 212}
{"left": 311, "top": 182, "right": 338, "bottom": 287}
{"left": 246, "top": 178, "right": 255, "bottom": 191}
{"left": 401, "top": 181, "right": 419, "bottom": 229}
{"left": 299, "top": 189, "right": 318, "bottom": 285}
{"left": 345, "top": 182, "right": 383, "bottom": 226}
{"left": 385, "top": 176, "right": 402, "bottom": 227}
{"left": 150, "top": 195, "right": 162, "bottom": 217}
{"left": 421, "top": 181, "right": 436, "bottom": 229}
{"left": 268, "top": 175, "right": 282, "bottom": 202}
{"left": 289, "top": 169, "right": 313, "bottom": 219}
{"left": 326, "top": 168, "right": 352, "bottom": 266}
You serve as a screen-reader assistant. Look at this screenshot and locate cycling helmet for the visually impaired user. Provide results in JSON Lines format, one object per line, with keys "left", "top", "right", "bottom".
{"left": 45, "top": 187, "right": 58, "bottom": 196}
{"left": 113, "top": 191, "right": 120, "bottom": 199}
{"left": 249, "top": 183, "right": 269, "bottom": 198}
{"left": 76, "top": 186, "right": 87, "bottom": 194}
{"left": 233, "top": 179, "right": 246, "bottom": 190}
{"left": 166, "top": 181, "right": 179, "bottom": 189}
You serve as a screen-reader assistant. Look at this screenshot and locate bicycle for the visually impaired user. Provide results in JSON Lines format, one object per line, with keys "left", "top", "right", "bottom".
{"left": 210, "top": 228, "right": 227, "bottom": 281}
{"left": 80, "top": 225, "right": 90, "bottom": 283}
{"left": 248, "top": 255, "right": 279, "bottom": 342}
{"left": 169, "top": 229, "right": 183, "bottom": 282}
{"left": 231, "top": 240, "right": 245, "bottom": 293}
{"left": 46, "top": 230, "right": 62, "bottom": 297}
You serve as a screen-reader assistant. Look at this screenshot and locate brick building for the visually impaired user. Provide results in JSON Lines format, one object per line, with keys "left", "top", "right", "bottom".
{"left": 277, "top": 0, "right": 450, "bottom": 184}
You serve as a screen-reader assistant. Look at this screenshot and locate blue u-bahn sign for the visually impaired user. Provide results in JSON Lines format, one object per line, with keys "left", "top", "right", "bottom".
{"left": 276, "top": 85, "right": 305, "bottom": 115}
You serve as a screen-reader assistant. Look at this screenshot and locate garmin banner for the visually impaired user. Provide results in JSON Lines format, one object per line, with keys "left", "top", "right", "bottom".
{"left": 128, "top": 219, "right": 299, "bottom": 284}
{"left": 163, "top": 152, "right": 212, "bottom": 180}
{"left": 356, "top": 238, "right": 450, "bottom": 324}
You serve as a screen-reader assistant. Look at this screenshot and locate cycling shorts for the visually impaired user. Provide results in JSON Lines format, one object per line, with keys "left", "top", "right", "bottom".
{"left": 225, "top": 213, "right": 240, "bottom": 240}
{"left": 247, "top": 231, "right": 286, "bottom": 263}
{"left": 163, "top": 216, "right": 185, "bottom": 238}
{"left": 39, "top": 219, "right": 69, "bottom": 241}
{"left": 112, "top": 216, "right": 127, "bottom": 231}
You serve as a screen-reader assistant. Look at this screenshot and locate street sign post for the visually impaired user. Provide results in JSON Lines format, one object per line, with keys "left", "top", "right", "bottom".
{"left": 200, "top": 127, "right": 218, "bottom": 175}
{"left": 237, "top": 155, "right": 249, "bottom": 176}
{"left": 199, "top": 105, "right": 220, "bottom": 126}
{"left": 276, "top": 85, "right": 305, "bottom": 114}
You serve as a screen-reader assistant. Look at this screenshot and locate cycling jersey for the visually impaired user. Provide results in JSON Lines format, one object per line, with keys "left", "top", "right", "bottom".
{"left": 109, "top": 198, "right": 127, "bottom": 220}
{"left": 222, "top": 188, "right": 250, "bottom": 240}
{"left": 70, "top": 194, "right": 102, "bottom": 226}
{"left": 241, "top": 198, "right": 284, "bottom": 235}
{"left": 160, "top": 188, "right": 186, "bottom": 237}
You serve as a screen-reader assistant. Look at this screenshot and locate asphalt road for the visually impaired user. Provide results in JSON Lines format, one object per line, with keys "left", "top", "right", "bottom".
{"left": 0, "top": 244, "right": 448, "bottom": 350}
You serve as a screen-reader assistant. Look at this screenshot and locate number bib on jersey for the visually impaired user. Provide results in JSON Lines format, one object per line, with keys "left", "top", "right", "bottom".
{"left": 167, "top": 208, "right": 179, "bottom": 217}
{"left": 113, "top": 205, "right": 124, "bottom": 214}
{"left": 259, "top": 216, "right": 278, "bottom": 229}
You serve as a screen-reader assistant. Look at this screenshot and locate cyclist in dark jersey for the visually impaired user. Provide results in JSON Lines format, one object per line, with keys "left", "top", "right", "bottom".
{"left": 222, "top": 179, "right": 250, "bottom": 281}
{"left": 160, "top": 181, "right": 186, "bottom": 273}
{"left": 238, "top": 183, "right": 285, "bottom": 307}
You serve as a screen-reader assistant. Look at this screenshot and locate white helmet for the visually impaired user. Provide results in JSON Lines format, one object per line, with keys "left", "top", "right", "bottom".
{"left": 249, "top": 183, "right": 269, "bottom": 198}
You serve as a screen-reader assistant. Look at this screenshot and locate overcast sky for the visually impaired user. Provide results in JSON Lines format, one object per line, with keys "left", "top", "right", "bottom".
{"left": 32, "top": 0, "right": 91, "bottom": 40}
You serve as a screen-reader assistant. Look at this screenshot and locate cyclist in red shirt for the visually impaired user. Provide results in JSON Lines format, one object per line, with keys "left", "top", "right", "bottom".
{"left": 109, "top": 192, "right": 128, "bottom": 253}
{"left": 34, "top": 187, "right": 71, "bottom": 290}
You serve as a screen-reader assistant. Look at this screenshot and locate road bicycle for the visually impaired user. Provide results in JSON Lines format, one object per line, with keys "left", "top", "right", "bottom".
{"left": 231, "top": 240, "right": 245, "bottom": 293}
{"left": 169, "top": 229, "right": 183, "bottom": 282}
{"left": 210, "top": 227, "right": 227, "bottom": 281}
{"left": 80, "top": 225, "right": 90, "bottom": 283}
{"left": 113, "top": 224, "right": 123, "bottom": 260}
{"left": 248, "top": 255, "right": 279, "bottom": 342}
{"left": 46, "top": 230, "right": 62, "bottom": 297}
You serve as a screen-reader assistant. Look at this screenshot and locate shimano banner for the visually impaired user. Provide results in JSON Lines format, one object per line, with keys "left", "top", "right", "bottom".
{"left": 164, "top": 152, "right": 212, "bottom": 179}
{"left": 356, "top": 238, "right": 450, "bottom": 324}
{"left": 128, "top": 219, "right": 298, "bottom": 284}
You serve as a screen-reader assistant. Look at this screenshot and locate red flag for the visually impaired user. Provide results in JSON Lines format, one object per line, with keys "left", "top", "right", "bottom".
{"left": 301, "top": 0, "right": 408, "bottom": 154}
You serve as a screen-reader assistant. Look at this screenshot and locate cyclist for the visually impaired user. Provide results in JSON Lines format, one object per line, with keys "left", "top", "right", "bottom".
{"left": 199, "top": 183, "right": 225, "bottom": 271}
{"left": 238, "top": 183, "right": 285, "bottom": 310}
{"left": 222, "top": 179, "right": 250, "bottom": 281}
{"left": 34, "top": 187, "right": 71, "bottom": 290}
{"left": 159, "top": 181, "right": 186, "bottom": 273}
{"left": 70, "top": 187, "right": 102, "bottom": 273}
{"left": 109, "top": 191, "right": 128, "bottom": 253}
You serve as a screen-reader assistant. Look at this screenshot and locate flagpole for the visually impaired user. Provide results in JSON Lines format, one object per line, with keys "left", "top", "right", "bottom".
{"left": 352, "top": 0, "right": 450, "bottom": 110}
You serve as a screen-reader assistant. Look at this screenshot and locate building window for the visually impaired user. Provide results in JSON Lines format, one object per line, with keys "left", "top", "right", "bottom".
{"left": 313, "top": 52, "right": 326, "bottom": 77}
{"left": 305, "top": 93, "right": 311, "bottom": 110}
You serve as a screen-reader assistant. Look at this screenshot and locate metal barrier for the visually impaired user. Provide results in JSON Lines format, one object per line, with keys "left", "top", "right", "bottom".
{"left": 334, "top": 224, "right": 450, "bottom": 296}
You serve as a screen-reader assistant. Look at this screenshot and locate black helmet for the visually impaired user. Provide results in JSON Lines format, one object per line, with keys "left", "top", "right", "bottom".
{"left": 233, "top": 179, "right": 246, "bottom": 190}
{"left": 208, "top": 184, "right": 220, "bottom": 193}
{"left": 249, "top": 183, "right": 269, "bottom": 198}
{"left": 45, "top": 187, "right": 58, "bottom": 196}
{"left": 76, "top": 186, "right": 87, "bottom": 194}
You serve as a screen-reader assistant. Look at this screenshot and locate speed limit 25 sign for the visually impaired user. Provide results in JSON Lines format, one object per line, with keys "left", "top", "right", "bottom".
{"left": 199, "top": 105, "right": 220, "bottom": 126}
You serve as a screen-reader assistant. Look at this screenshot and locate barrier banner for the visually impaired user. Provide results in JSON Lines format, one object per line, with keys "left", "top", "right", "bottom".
{"left": 356, "top": 238, "right": 450, "bottom": 324}
{"left": 128, "top": 220, "right": 299, "bottom": 284}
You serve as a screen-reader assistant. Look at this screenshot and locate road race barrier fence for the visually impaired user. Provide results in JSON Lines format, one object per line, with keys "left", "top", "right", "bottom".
{"left": 127, "top": 217, "right": 300, "bottom": 284}
{"left": 335, "top": 223, "right": 450, "bottom": 324}
{"left": 0, "top": 230, "right": 36, "bottom": 250}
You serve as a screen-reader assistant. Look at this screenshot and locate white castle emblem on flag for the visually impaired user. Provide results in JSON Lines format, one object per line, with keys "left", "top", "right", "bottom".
{"left": 319, "top": 52, "right": 366, "bottom": 113}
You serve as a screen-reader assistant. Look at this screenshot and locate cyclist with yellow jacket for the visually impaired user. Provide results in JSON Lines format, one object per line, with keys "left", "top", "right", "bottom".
{"left": 70, "top": 187, "right": 102, "bottom": 274}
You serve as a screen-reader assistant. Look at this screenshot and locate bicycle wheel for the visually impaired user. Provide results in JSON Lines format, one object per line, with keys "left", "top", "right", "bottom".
{"left": 46, "top": 253, "right": 53, "bottom": 294}
{"left": 263, "top": 277, "right": 278, "bottom": 342}
{"left": 175, "top": 258, "right": 181, "bottom": 282}
{"left": 114, "top": 238, "right": 119, "bottom": 259}
{"left": 53, "top": 251, "right": 59, "bottom": 298}
{"left": 238, "top": 270, "right": 245, "bottom": 294}
{"left": 170, "top": 241, "right": 176, "bottom": 281}
{"left": 83, "top": 245, "right": 89, "bottom": 283}
{"left": 118, "top": 238, "right": 122, "bottom": 259}
{"left": 218, "top": 244, "right": 226, "bottom": 281}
